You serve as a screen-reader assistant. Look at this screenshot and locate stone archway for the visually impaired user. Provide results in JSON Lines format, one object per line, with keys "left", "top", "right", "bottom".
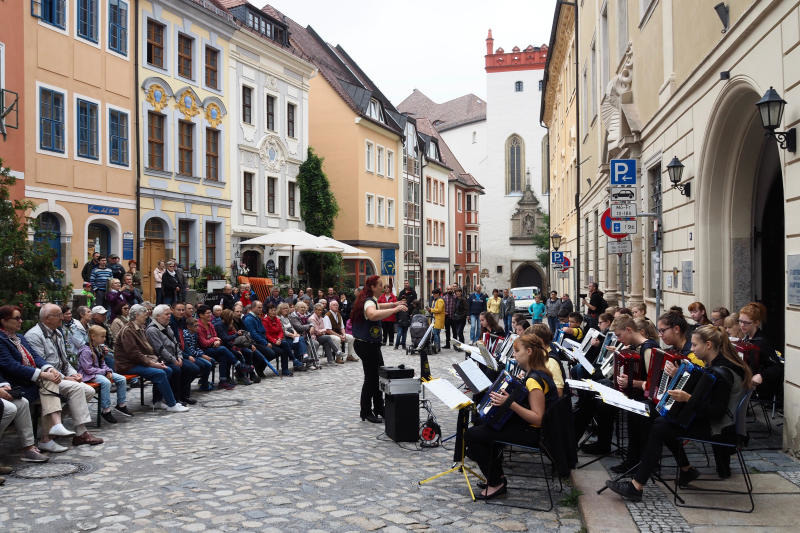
{"left": 511, "top": 262, "right": 545, "bottom": 290}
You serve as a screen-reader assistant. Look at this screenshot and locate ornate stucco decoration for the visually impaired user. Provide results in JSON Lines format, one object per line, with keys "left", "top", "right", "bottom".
{"left": 510, "top": 184, "right": 545, "bottom": 245}
{"left": 258, "top": 134, "right": 287, "bottom": 172}
{"left": 176, "top": 90, "right": 200, "bottom": 119}
{"left": 205, "top": 102, "right": 223, "bottom": 128}
{"left": 600, "top": 43, "right": 633, "bottom": 145}
{"left": 146, "top": 85, "right": 169, "bottom": 112}
{"left": 267, "top": 76, "right": 278, "bottom": 91}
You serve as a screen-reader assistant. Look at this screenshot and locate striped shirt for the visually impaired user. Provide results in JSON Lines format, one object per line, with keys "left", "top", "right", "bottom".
{"left": 89, "top": 267, "right": 114, "bottom": 292}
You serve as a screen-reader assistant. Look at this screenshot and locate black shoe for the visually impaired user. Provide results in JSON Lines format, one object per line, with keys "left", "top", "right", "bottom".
{"left": 114, "top": 405, "right": 134, "bottom": 417}
{"left": 443, "top": 344, "right": 451, "bottom": 349}
{"left": 610, "top": 460, "right": 638, "bottom": 474}
{"left": 477, "top": 476, "right": 506, "bottom": 490}
{"left": 181, "top": 397, "right": 198, "bottom": 405}
{"left": 101, "top": 411, "right": 118, "bottom": 424}
{"left": 605, "top": 480, "right": 642, "bottom": 502}
{"left": 716, "top": 462, "right": 731, "bottom": 479}
{"left": 581, "top": 441, "right": 611, "bottom": 455}
{"left": 250, "top": 371, "right": 261, "bottom": 383}
{"left": 678, "top": 467, "right": 700, "bottom": 487}
{"left": 475, "top": 479, "right": 508, "bottom": 500}
{"left": 361, "top": 414, "right": 383, "bottom": 423}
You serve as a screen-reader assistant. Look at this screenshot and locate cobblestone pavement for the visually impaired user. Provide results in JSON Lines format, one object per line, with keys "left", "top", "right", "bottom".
{"left": 0, "top": 346, "right": 583, "bottom": 533}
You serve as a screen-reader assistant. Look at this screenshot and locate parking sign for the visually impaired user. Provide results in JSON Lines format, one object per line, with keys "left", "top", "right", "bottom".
{"left": 551, "top": 251, "right": 564, "bottom": 264}
{"left": 610, "top": 159, "right": 637, "bottom": 186}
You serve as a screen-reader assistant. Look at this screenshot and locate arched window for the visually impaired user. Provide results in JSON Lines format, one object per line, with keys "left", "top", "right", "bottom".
{"left": 144, "top": 218, "right": 166, "bottom": 240}
{"left": 505, "top": 135, "right": 524, "bottom": 194}
{"left": 515, "top": 81, "right": 523, "bottom": 92}
{"left": 35, "top": 213, "right": 62, "bottom": 270}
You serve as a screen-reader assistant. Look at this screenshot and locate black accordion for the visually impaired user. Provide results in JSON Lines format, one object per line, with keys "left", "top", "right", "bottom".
{"left": 656, "top": 361, "right": 717, "bottom": 428}
{"left": 477, "top": 370, "right": 529, "bottom": 430}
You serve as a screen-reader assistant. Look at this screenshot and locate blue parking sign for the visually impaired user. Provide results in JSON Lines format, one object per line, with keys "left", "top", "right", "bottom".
{"left": 610, "top": 159, "right": 637, "bottom": 185}
{"left": 551, "top": 251, "right": 564, "bottom": 264}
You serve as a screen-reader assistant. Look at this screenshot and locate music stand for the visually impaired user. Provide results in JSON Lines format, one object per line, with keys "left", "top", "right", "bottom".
{"left": 415, "top": 323, "right": 435, "bottom": 381}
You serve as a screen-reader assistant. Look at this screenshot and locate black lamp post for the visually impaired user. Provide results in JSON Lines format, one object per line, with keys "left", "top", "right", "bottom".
{"left": 667, "top": 156, "right": 690, "bottom": 197}
{"left": 755, "top": 86, "right": 796, "bottom": 152}
{"left": 550, "top": 233, "right": 562, "bottom": 251}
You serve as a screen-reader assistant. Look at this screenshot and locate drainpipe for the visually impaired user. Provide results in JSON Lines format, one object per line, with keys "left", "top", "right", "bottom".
{"left": 134, "top": 0, "right": 142, "bottom": 266}
{"left": 420, "top": 153, "right": 426, "bottom": 295}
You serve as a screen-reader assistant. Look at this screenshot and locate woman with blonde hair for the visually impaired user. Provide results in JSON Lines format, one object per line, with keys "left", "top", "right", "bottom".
{"left": 78, "top": 325, "right": 132, "bottom": 423}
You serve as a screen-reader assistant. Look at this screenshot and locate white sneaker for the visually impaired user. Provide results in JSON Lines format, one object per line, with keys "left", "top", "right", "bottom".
{"left": 38, "top": 440, "right": 68, "bottom": 453}
{"left": 153, "top": 401, "right": 168, "bottom": 410}
{"left": 48, "top": 423, "right": 76, "bottom": 437}
{"left": 166, "top": 403, "right": 189, "bottom": 413}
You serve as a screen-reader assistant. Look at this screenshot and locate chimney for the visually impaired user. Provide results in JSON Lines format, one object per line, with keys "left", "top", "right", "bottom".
{"left": 486, "top": 29, "right": 494, "bottom": 56}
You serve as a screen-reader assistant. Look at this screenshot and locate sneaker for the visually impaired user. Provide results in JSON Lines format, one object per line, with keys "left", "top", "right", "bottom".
{"left": 335, "top": 357, "right": 345, "bottom": 364}
{"left": 0, "top": 465, "right": 12, "bottom": 474}
{"left": 678, "top": 467, "right": 700, "bottom": 488}
{"left": 72, "top": 431, "right": 104, "bottom": 446}
{"left": 166, "top": 403, "right": 190, "bottom": 413}
{"left": 20, "top": 449, "right": 49, "bottom": 463}
{"left": 48, "top": 423, "right": 76, "bottom": 437}
{"left": 114, "top": 405, "right": 134, "bottom": 417}
{"left": 153, "top": 401, "right": 168, "bottom": 410}
{"left": 346, "top": 354, "right": 359, "bottom": 362}
{"left": 237, "top": 375, "right": 253, "bottom": 386}
{"left": 38, "top": 440, "right": 68, "bottom": 453}
{"left": 281, "top": 370, "right": 294, "bottom": 377}
{"left": 605, "top": 480, "right": 642, "bottom": 502}
{"left": 101, "top": 411, "right": 118, "bottom": 424}
{"left": 218, "top": 381, "right": 235, "bottom": 390}
{"left": 198, "top": 382, "right": 214, "bottom": 392}
{"left": 181, "top": 397, "right": 198, "bottom": 405}
{"left": 250, "top": 370, "right": 261, "bottom": 384}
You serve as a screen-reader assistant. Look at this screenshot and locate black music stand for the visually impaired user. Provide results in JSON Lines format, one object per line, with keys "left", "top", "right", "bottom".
{"left": 596, "top": 456, "right": 685, "bottom": 503}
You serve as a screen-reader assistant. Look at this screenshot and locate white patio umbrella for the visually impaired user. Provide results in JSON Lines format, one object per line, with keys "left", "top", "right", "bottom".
{"left": 315, "top": 235, "right": 367, "bottom": 255}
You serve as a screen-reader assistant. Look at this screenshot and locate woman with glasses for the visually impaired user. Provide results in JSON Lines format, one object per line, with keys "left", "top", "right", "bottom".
{"left": 738, "top": 303, "right": 783, "bottom": 405}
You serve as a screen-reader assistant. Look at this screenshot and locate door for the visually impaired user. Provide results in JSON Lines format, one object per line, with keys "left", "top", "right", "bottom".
{"left": 35, "top": 213, "right": 61, "bottom": 270}
{"left": 142, "top": 240, "right": 165, "bottom": 302}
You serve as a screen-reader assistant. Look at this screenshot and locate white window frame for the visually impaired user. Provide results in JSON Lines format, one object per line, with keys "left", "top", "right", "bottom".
{"left": 458, "top": 273, "right": 463, "bottom": 287}
{"left": 432, "top": 220, "right": 437, "bottom": 246}
{"left": 439, "top": 221, "right": 445, "bottom": 246}
{"left": 241, "top": 82, "right": 256, "bottom": 126}
{"left": 365, "top": 140, "right": 374, "bottom": 172}
{"left": 241, "top": 167, "right": 257, "bottom": 214}
{"left": 457, "top": 231, "right": 463, "bottom": 253}
{"left": 105, "top": 102, "right": 132, "bottom": 170}
{"left": 175, "top": 29, "right": 196, "bottom": 83}
{"left": 376, "top": 145, "right": 385, "bottom": 176}
{"left": 386, "top": 198, "right": 395, "bottom": 228}
{"left": 75, "top": 0, "right": 102, "bottom": 48}
{"left": 105, "top": 0, "right": 131, "bottom": 60}
{"left": 74, "top": 93, "right": 102, "bottom": 164}
{"left": 265, "top": 90, "right": 280, "bottom": 134}
{"left": 365, "top": 193, "right": 375, "bottom": 225}
{"left": 376, "top": 195, "right": 385, "bottom": 226}
{"left": 457, "top": 190, "right": 463, "bottom": 212}
{"left": 387, "top": 149, "right": 394, "bottom": 179}
{"left": 202, "top": 44, "right": 221, "bottom": 93}
{"left": 38, "top": 0, "right": 71, "bottom": 37}
{"left": 266, "top": 175, "right": 279, "bottom": 215}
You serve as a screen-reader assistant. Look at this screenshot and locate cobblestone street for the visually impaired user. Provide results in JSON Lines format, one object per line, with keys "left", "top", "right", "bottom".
{"left": 0, "top": 346, "right": 582, "bottom": 533}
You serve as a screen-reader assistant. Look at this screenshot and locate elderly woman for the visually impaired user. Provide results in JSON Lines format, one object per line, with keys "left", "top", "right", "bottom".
{"left": 197, "top": 304, "right": 241, "bottom": 390}
{"left": 147, "top": 304, "right": 199, "bottom": 405}
{"left": 153, "top": 260, "right": 166, "bottom": 305}
{"left": 278, "top": 302, "right": 311, "bottom": 368}
{"left": 79, "top": 325, "right": 132, "bottom": 423}
{"left": 105, "top": 278, "right": 126, "bottom": 321}
{"left": 263, "top": 303, "right": 305, "bottom": 375}
{"left": 114, "top": 305, "right": 189, "bottom": 412}
{"left": 308, "top": 302, "right": 341, "bottom": 364}
{"left": 162, "top": 261, "right": 181, "bottom": 306}
{"left": 109, "top": 303, "right": 130, "bottom": 345}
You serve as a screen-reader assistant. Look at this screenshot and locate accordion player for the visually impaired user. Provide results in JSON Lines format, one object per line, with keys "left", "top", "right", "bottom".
{"left": 644, "top": 348, "right": 686, "bottom": 402}
{"left": 655, "top": 361, "right": 717, "bottom": 428}
{"left": 477, "top": 371, "right": 529, "bottom": 430}
{"left": 613, "top": 350, "right": 644, "bottom": 393}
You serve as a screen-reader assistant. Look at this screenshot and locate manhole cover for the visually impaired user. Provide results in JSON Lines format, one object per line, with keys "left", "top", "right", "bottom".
{"left": 11, "top": 460, "right": 96, "bottom": 479}
{"left": 200, "top": 398, "right": 244, "bottom": 408}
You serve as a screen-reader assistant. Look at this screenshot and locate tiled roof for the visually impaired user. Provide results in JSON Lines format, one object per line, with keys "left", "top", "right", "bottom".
{"left": 214, "top": 0, "right": 246, "bottom": 8}
{"left": 414, "top": 116, "right": 483, "bottom": 191}
{"left": 398, "top": 89, "right": 486, "bottom": 132}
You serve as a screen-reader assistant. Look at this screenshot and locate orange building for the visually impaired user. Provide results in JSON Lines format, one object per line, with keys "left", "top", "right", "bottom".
{"left": 0, "top": 0, "right": 26, "bottom": 204}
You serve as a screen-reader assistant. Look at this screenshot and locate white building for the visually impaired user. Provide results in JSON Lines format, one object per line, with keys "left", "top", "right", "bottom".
{"left": 224, "top": 2, "right": 315, "bottom": 278}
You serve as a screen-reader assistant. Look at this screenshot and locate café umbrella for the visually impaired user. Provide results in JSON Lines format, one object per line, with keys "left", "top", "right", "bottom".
{"left": 240, "top": 229, "right": 343, "bottom": 286}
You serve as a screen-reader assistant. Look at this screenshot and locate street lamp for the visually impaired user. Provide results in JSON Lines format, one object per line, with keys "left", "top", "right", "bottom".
{"left": 755, "top": 86, "right": 796, "bottom": 152}
{"left": 667, "top": 156, "right": 691, "bottom": 197}
{"left": 550, "top": 233, "right": 562, "bottom": 251}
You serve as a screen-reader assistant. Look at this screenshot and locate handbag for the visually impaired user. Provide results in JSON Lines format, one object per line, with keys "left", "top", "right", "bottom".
{"left": 232, "top": 331, "right": 253, "bottom": 348}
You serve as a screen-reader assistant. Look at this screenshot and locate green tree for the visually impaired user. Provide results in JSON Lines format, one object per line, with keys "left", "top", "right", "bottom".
{"left": 533, "top": 213, "right": 551, "bottom": 268}
{"left": 0, "top": 158, "right": 73, "bottom": 325}
{"left": 296, "top": 147, "right": 343, "bottom": 288}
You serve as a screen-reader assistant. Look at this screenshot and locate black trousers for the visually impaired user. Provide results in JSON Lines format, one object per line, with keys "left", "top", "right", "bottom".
{"left": 381, "top": 322, "right": 395, "bottom": 345}
{"left": 465, "top": 417, "right": 540, "bottom": 485}
{"left": 356, "top": 339, "right": 384, "bottom": 418}
{"left": 573, "top": 377, "right": 615, "bottom": 447}
{"left": 453, "top": 318, "right": 466, "bottom": 343}
{"left": 634, "top": 415, "right": 711, "bottom": 485}
{"left": 444, "top": 317, "right": 453, "bottom": 346}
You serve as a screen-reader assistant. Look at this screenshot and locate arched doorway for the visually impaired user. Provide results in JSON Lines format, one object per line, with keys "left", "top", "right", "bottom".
{"left": 242, "top": 250, "right": 261, "bottom": 278}
{"left": 698, "top": 79, "right": 785, "bottom": 352}
{"left": 142, "top": 218, "right": 167, "bottom": 302}
{"left": 512, "top": 262, "right": 543, "bottom": 290}
{"left": 35, "top": 213, "right": 62, "bottom": 270}
{"left": 88, "top": 223, "right": 111, "bottom": 257}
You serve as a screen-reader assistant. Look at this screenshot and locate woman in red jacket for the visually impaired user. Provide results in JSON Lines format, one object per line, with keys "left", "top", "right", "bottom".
{"left": 262, "top": 303, "right": 304, "bottom": 376}
{"left": 196, "top": 304, "right": 240, "bottom": 389}
{"left": 378, "top": 286, "right": 397, "bottom": 346}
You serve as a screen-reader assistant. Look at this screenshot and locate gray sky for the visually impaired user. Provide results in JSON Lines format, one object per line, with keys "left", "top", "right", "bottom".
{"left": 255, "top": 0, "right": 557, "bottom": 105}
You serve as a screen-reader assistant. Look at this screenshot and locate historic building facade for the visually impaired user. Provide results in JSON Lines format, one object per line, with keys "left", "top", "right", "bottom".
{"left": 136, "top": 0, "right": 236, "bottom": 300}
{"left": 0, "top": 0, "right": 25, "bottom": 205}
{"left": 543, "top": 0, "right": 800, "bottom": 452}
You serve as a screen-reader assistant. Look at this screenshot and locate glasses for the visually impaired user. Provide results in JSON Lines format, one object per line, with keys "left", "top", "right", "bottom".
{"left": 657, "top": 327, "right": 670, "bottom": 335}
{"left": 10, "top": 316, "right": 22, "bottom": 321}
{"left": 738, "top": 319, "right": 753, "bottom": 325}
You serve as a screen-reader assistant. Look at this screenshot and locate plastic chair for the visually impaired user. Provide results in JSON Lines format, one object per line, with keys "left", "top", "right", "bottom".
{"left": 673, "top": 388, "right": 755, "bottom": 513}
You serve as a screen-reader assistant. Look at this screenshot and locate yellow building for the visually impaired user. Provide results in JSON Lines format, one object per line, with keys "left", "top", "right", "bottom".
{"left": 288, "top": 22, "right": 403, "bottom": 288}
{"left": 136, "top": 0, "right": 237, "bottom": 300}
{"left": 21, "top": 0, "right": 137, "bottom": 288}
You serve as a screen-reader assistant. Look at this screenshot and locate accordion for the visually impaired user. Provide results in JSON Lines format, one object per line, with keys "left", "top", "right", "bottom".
{"left": 477, "top": 370, "right": 529, "bottom": 430}
{"left": 644, "top": 348, "right": 685, "bottom": 402}
{"left": 598, "top": 334, "right": 622, "bottom": 378}
{"left": 733, "top": 340, "right": 760, "bottom": 372}
{"left": 656, "top": 361, "right": 717, "bottom": 428}
{"left": 613, "top": 350, "right": 643, "bottom": 391}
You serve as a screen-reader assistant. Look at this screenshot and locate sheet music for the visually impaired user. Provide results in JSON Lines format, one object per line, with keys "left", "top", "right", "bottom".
{"left": 453, "top": 359, "right": 493, "bottom": 392}
{"left": 567, "top": 379, "right": 650, "bottom": 417}
{"left": 453, "top": 341, "right": 499, "bottom": 371}
{"left": 560, "top": 339, "right": 596, "bottom": 374}
{"left": 423, "top": 378, "right": 473, "bottom": 410}
{"left": 477, "top": 342, "right": 500, "bottom": 371}
{"left": 565, "top": 378, "right": 595, "bottom": 392}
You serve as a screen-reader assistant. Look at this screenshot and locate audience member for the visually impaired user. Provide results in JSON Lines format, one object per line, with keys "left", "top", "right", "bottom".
{"left": 79, "top": 326, "right": 132, "bottom": 423}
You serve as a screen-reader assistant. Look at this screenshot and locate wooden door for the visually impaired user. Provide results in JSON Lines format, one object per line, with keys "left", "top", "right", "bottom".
{"left": 142, "top": 240, "right": 165, "bottom": 302}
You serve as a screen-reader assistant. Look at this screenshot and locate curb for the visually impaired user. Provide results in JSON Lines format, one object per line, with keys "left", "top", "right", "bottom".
{"left": 570, "top": 462, "right": 638, "bottom": 533}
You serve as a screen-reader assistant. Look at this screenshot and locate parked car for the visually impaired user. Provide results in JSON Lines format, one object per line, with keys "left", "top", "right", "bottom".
{"left": 611, "top": 189, "right": 635, "bottom": 200}
{"left": 511, "top": 286, "right": 540, "bottom": 317}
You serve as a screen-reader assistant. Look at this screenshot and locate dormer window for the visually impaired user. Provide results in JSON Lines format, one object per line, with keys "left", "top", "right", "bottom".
{"left": 244, "top": 9, "right": 288, "bottom": 46}
{"left": 367, "top": 99, "right": 384, "bottom": 123}
{"left": 427, "top": 141, "right": 439, "bottom": 161}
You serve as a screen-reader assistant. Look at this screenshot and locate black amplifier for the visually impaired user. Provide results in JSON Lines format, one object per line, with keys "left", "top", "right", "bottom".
{"left": 379, "top": 365, "right": 414, "bottom": 379}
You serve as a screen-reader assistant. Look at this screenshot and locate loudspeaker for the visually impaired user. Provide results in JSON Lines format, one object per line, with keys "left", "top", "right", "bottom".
{"left": 384, "top": 393, "right": 419, "bottom": 442}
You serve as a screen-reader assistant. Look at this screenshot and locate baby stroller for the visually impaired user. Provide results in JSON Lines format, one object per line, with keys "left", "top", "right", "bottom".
{"left": 406, "top": 313, "right": 431, "bottom": 355}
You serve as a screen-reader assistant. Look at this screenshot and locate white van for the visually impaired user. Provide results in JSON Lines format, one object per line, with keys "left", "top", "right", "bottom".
{"left": 511, "top": 286, "right": 540, "bottom": 317}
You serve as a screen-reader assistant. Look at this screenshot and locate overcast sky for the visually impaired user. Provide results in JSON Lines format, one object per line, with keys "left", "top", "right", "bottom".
{"left": 255, "top": 0, "right": 557, "bottom": 105}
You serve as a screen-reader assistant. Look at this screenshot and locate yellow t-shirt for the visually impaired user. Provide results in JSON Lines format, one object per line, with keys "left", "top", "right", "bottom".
{"left": 487, "top": 296, "right": 502, "bottom": 315}
{"left": 524, "top": 376, "right": 550, "bottom": 428}
{"left": 545, "top": 357, "right": 565, "bottom": 393}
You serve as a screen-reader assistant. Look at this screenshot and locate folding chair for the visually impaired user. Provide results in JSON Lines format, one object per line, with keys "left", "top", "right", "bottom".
{"left": 673, "top": 388, "right": 755, "bottom": 513}
{"left": 485, "top": 437, "right": 555, "bottom": 512}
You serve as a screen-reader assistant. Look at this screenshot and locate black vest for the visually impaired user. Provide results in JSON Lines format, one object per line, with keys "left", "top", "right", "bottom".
{"left": 352, "top": 297, "right": 382, "bottom": 343}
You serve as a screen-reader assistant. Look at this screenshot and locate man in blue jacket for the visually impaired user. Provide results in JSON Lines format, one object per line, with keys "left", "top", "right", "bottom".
{"left": 468, "top": 284, "right": 488, "bottom": 343}
{"left": 241, "top": 301, "right": 279, "bottom": 375}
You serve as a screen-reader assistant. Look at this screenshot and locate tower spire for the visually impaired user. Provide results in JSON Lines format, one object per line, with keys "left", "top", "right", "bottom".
{"left": 486, "top": 29, "right": 494, "bottom": 55}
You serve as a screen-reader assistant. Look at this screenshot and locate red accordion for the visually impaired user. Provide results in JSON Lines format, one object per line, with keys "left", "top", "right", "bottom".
{"left": 644, "top": 348, "right": 685, "bottom": 402}
{"left": 733, "top": 340, "right": 760, "bottom": 372}
{"left": 613, "top": 350, "right": 643, "bottom": 391}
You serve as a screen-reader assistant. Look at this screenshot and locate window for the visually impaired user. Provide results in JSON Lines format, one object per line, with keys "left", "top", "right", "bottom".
{"left": 591, "top": 40, "right": 597, "bottom": 118}
{"left": 439, "top": 182, "right": 445, "bottom": 205}
{"left": 432, "top": 179, "right": 438, "bottom": 204}
{"left": 77, "top": 0, "right": 98, "bottom": 41}
{"left": 515, "top": 81, "right": 523, "bottom": 92}
{"left": 472, "top": 131, "right": 477, "bottom": 144}
{"left": 39, "top": 88, "right": 64, "bottom": 153}
{"left": 266, "top": 95, "right": 275, "bottom": 131}
{"left": 466, "top": 193, "right": 473, "bottom": 211}
{"left": 506, "top": 135, "right": 524, "bottom": 194}
{"left": 205, "top": 128, "right": 219, "bottom": 181}
{"left": 427, "top": 141, "right": 438, "bottom": 160}
{"left": 387, "top": 198, "right": 394, "bottom": 227}
{"left": 287, "top": 102, "right": 295, "bottom": 137}
{"left": 147, "top": 111, "right": 164, "bottom": 170}
{"left": 288, "top": 182, "right": 296, "bottom": 217}
{"left": 377, "top": 197, "right": 384, "bottom": 226}
{"left": 109, "top": 109, "right": 128, "bottom": 165}
{"left": 242, "top": 86, "right": 252, "bottom": 124}
{"left": 365, "top": 141, "right": 374, "bottom": 172}
{"left": 457, "top": 190, "right": 463, "bottom": 212}
{"left": 538, "top": 79, "right": 543, "bottom": 91}
{"left": 387, "top": 150, "right": 394, "bottom": 178}
{"left": 430, "top": 220, "right": 436, "bottom": 245}
{"left": 267, "top": 177, "right": 277, "bottom": 214}
{"left": 366, "top": 194, "right": 375, "bottom": 224}
{"left": 38, "top": 0, "right": 66, "bottom": 29}
{"left": 457, "top": 231, "right": 463, "bottom": 253}
{"left": 439, "top": 221, "right": 445, "bottom": 245}
{"left": 377, "top": 146, "right": 384, "bottom": 175}
{"left": 243, "top": 171, "right": 253, "bottom": 211}
{"left": 108, "top": 0, "right": 128, "bottom": 55}
{"left": 426, "top": 177, "right": 432, "bottom": 202}
{"left": 146, "top": 19, "right": 164, "bottom": 68}
{"left": 77, "top": 99, "right": 99, "bottom": 160}
{"left": 178, "top": 120, "right": 194, "bottom": 176}
{"left": 178, "top": 33, "right": 193, "bottom": 79}
{"left": 205, "top": 222, "right": 217, "bottom": 267}
{"left": 426, "top": 219, "right": 432, "bottom": 244}
{"left": 205, "top": 46, "right": 219, "bottom": 89}
{"left": 647, "top": 163, "right": 662, "bottom": 298}
{"left": 367, "top": 98, "right": 384, "bottom": 123}
{"left": 178, "top": 220, "right": 191, "bottom": 269}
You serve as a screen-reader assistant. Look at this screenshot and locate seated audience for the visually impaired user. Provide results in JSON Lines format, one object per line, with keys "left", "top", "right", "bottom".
{"left": 325, "top": 300, "right": 357, "bottom": 363}
{"left": 147, "top": 304, "right": 199, "bottom": 405}
{"left": 181, "top": 317, "right": 215, "bottom": 391}
{"left": 309, "top": 302, "right": 340, "bottom": 364}
{"left": 78, "top": 325, "right": 132, "bottom": 423}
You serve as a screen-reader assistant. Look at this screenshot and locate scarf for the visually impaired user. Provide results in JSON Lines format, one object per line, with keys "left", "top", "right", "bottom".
{"left": 1, "top": 330, "right": 35, "bottom": 367}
